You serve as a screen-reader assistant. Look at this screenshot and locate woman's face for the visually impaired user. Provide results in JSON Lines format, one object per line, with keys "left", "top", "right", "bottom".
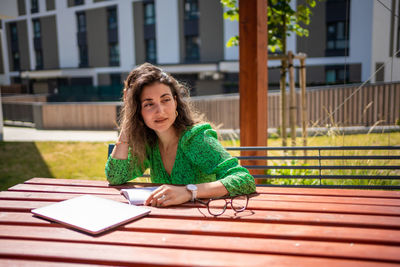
{"left": 140, "top": 82, "right": 177, "bottom": 135}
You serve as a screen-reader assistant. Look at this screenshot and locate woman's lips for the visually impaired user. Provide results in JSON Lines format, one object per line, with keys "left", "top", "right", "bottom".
{"left": 154, "top": 118, "right": 168, "bottom": 123}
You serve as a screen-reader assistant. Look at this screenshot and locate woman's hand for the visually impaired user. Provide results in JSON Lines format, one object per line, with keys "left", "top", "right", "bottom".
{"left": 145, "top": 185, "right": 192, "bottom": 207}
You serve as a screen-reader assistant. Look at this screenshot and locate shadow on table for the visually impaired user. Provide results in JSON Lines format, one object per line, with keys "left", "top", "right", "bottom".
{"left": 0, "top": 142, "right": 53, "bottom": 190}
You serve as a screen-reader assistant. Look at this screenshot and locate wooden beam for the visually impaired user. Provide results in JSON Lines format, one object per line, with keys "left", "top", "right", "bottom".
{"left": 239, "top": 0, "right": 268, "bottom": 176}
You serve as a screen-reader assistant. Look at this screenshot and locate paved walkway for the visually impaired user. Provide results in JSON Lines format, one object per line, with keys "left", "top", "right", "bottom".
{"left": 1, "top": 125, "right": 399, "bottom": 142}
{"left": 2, "top": 126, "right": 118, "bottom": 142}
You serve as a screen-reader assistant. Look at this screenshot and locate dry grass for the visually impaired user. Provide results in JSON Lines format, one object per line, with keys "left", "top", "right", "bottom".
{"left": 1, "top": 132, "right": 399, "bottom": 190}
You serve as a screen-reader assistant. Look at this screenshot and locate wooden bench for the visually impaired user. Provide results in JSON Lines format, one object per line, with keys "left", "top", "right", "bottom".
{"left": 108, "top": 144, "right": 400, "bottom": 190}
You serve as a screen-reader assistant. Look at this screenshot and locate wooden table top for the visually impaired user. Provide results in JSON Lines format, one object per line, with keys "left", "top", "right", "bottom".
{"left": 1, "top": 177, "right": 400, "bottom": 266}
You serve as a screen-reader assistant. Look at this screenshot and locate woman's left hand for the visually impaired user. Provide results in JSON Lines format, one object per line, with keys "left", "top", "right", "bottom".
{"left": 144, "top": 185, "right": 192, "bottom": 207}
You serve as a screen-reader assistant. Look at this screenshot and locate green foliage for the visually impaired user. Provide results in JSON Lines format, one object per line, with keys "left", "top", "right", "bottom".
{"left": 220, "top": 0, "right": 321, "bottom": 52}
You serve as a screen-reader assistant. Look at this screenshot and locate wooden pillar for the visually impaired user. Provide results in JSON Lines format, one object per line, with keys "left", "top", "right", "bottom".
{"left": 239, "top": 0, "right": 268, "bottom": 177}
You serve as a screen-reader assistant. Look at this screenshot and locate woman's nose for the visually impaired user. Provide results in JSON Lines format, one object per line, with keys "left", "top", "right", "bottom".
{"left": 154, "top": 103, "right": 162, "bottom": 113}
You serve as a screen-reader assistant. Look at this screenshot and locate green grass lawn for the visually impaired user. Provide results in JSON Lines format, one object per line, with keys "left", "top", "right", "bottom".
{"left": 1, "top": 132, "right": 399, "bottom": 191}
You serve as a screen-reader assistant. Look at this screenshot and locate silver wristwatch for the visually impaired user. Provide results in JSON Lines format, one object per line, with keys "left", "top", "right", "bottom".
{"left": 186, "top": 184, "right": 198, "bottom": 202}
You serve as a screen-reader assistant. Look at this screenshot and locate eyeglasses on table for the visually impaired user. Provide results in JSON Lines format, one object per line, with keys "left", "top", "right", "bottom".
{"left": 195, "top": 195, "right": 249, "bottom": 216}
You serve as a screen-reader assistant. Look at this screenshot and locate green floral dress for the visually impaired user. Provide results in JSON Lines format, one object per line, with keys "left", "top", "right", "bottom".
{"left": 105, "top": 123, "right": 256, "bottom": 196}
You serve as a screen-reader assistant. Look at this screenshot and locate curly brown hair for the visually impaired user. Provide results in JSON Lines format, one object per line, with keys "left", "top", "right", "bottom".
{"left": 120, "top": 63, "right": 203, "bottom": 165}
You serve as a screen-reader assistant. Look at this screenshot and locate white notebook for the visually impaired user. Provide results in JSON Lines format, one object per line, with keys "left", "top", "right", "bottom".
{"left": 120, "top": 186, "right": 159, "bottom": 205}
{"left": 31, "top": 195, "right": 151, "bottom": 235}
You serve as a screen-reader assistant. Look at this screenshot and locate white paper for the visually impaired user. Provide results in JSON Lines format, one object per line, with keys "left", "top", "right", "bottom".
{"left": 120, "top": 186, "right": 159, "bottom": 205}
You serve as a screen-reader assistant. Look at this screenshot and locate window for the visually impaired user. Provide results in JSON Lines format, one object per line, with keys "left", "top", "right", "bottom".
{"left": 185, "top": 36, "right": 200, "bottom": 62}
{"left": 79, "top": 45, "right": 88, "bottom": 67}
{"left": 375, "top": 63, "right": 384, "bottom": 82}
{"left": 110, "top": 74, "right": 121, "bottom": 85}
{"left": 325, "top": 0, "right": 350, "bottom": 57}
{"left": 35, "top": 49, "right": 43, "bottom": 69}
{"left": 33, "top": 19, "right": 41, "bottom": 38}
{"left": 74, "top": 0, "right": 84, "bottom": 6}
{"left": 144, "top": 2, "right": 155, "bottom": 25}
{"left": 397, "top": 0, "right": 400, "bottom": 57}
{"left": 145, "top": 38, "right": 157, "bottom": 63}
{"left": 325, "top": 66, "right": 349, "bottom": 84}
{"left": 31, "top": 0, "right": 39, "bottom": 13}
{"left": 184, "top": 0, "right": 199, "bottom": 20}
{"left": 107, "top": 7, "right": 117, "bottom": 30}
{"left": 76, "top": 12, "right": 88, "bottom": 67}
{"left": 12, "top": 51, "right": 20, "bottom": 71}
{"left": 77, "top": 12, "right": 86, "bottom": 33}
{"left": 327, "top": 21, "right": 348, "bottom": 50}
{"left": 109, "top": 43, "right": 119, "bottom": 66}
{"left": 10, "top": 23, "right": 18, "bottom": 42}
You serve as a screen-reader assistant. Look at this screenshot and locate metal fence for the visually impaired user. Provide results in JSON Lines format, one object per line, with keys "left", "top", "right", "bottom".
{"left": 2, "top": 102, "right": 34, "bottom": 123}
{"left": 227, "top": 146, "right": 400, "bottom": 189}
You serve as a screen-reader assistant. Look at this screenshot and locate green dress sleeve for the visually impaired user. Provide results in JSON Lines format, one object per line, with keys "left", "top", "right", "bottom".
{"left": 105, "top": 149, "right": 149, "bottom": 185}
{"left": 181, "top": 124, "right": 256, "bottom": 196}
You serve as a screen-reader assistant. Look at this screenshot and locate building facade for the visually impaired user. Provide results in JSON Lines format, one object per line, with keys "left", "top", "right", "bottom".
{"left": 0, "top": 0, "right": 399, "bottom": 97}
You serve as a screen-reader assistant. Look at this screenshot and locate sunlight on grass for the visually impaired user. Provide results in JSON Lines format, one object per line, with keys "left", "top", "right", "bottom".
{"left": 1, "top": 132, "right": 399, "bottom": 190}
{"left": 220, "top": 132, "right": 400, "bottom": 187}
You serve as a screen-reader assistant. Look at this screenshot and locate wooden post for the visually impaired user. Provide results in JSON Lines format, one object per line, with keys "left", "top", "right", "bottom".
{"left": 239, "top": 0, "right": 268, "bottom": 178}
{"left": 299, "top": 57, "right": 308, "bottom": 151}
{"left": 288, "top": 51, "right": 296, "bottom": 151}
{"left": 280, "top": 58, "right": 287, "bottom": 147}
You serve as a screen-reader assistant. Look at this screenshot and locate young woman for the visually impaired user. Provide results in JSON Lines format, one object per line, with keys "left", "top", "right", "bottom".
{"left": 105, "top": 63, "right": 256, "bottom": 207}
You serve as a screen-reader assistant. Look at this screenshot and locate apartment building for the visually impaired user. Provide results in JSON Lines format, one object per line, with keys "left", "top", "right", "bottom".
{"left": 0, "top": 0, "right": 399, "bottom": 96}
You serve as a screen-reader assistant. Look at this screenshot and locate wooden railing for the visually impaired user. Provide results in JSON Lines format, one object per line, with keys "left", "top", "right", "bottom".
{"left": 2, "top": 82, "right": 400, "bottom": 130}
{"left": 192, "top": 81, "right": 400, "bottom": 129}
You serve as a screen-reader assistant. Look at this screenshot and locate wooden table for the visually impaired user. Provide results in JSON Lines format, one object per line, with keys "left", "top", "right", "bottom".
{"left": 1, "top": 177, "right": 400, "bottom": 266}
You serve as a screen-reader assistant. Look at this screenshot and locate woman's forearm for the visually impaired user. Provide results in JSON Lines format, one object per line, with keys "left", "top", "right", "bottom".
{"left": 111, "top": 130, "right": 130, "bottom": 159}
{"left": 196, "top": 181, "right": 229, "bottom": 199}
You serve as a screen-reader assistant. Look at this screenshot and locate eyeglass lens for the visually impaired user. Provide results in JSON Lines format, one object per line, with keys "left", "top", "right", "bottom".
{"left": 231, "top": 195, "right": 248, "bottom": 212}
{"left": 207, "top": 195, "right": 248, "bottom": 216}
{"left": 208, "top": 199, "right": 227, "bottom": 216}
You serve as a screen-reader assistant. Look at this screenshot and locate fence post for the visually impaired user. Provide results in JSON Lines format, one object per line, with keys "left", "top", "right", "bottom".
{"left": 280, "top": 58, "right": 287, "bottom": 147}
{"left": 288, "top": 51, "right": 296, "bottom": 151}
{"left": 299, "top": 57, "right": 308, "bottom": 157}
{"left": 0, "top": 88, "right": 3, "bottom": 141}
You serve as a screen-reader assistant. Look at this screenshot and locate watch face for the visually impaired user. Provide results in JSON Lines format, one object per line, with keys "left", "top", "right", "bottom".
{"left": 187, "top": 184, "right": 197, "bottom": 191}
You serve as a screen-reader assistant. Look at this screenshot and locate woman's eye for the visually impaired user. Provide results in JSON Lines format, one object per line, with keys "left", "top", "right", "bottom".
{"left": 144, "top": 103, "right": 153, "bottom": 108}
{"left": 162, "top": 98, "right": 171, "bottom": 103}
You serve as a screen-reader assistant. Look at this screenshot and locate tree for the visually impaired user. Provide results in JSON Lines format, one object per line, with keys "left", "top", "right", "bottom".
{"left": 221, "top": 0, "right": 319, "bottom": 53}
{"left": 221, "top": 0, "right": 320, "bottom": 147}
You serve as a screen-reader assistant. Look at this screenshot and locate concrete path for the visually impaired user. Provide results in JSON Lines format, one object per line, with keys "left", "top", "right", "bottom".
{"left": 2, "top": 125, "right": 399, "bottom": 142}
{"left": 2, "top": 126, "right": 118, "bottom": 142}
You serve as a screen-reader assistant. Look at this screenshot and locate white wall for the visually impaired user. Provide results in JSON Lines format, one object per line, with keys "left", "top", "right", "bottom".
{"left": 118, "top": 1, "right": 135, "bottom": 70}
{"left": 349, "top": 0, "right": 373, "bottom": 82}
{"left": 223, "top": 6, "right": 239, "bottom": 61}
{"left": 56, "top": 1, "right": 79, "bottom": 68}
{"left": 372, "top": 0, "right": 400, "bottom": 82}
{"left": 155, "top": 0, "right": 180, "bottom": 64}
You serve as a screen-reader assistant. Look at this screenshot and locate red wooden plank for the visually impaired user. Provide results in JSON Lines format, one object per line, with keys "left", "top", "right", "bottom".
{"left": 251, "top": 193, "right": 400, "bottom": 206}
{"left": 1, "top": 211, "right": 399, "bottom": 246}
{"left": 24, "top": 177, "right": 110, "bottom": 187}
{"left": 1, "top": 225, "right": 400, "bottom": 263}
{"left": 4, "top": 190, "right": 399, "bottom": 207}
{"left": 255, "top": 187, "right": 400, "bottom": 198}
{"left": 0, "top": 259, "right": 89, "bottom": 267}
{"left": 2, "top": 197, "right": 400, "bottom": 229}
{"left": 0, "top": 191, "right": 126, "bottom": 203}
{"left": 8, "top": 184, "right": 120, "bottom": 195}
{"left": 0, "top": 238, "right": 397, "bottom": 267}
